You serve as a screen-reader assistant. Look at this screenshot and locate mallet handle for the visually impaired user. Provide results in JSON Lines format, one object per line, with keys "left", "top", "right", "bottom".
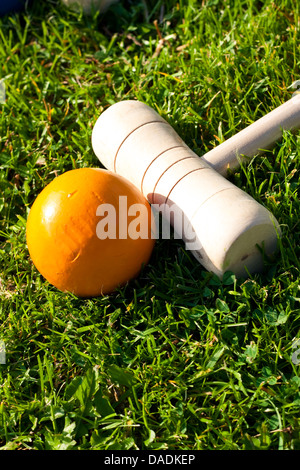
{"left": 202, "top": 93, "right": 300, "bottom": 175}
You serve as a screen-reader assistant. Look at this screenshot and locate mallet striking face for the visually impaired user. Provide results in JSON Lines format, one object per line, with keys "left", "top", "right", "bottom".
{"left": 91, "top": 100, "right": 282, "bottom": 278}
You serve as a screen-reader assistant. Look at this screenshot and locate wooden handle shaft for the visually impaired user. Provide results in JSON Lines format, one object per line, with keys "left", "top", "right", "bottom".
{"left": 202, "top": 93, "right": 300, "bottom": 175}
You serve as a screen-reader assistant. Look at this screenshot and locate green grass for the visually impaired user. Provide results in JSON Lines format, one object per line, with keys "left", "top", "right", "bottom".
{"left": 0, "top": 0, "right": 300, "bottom": 450}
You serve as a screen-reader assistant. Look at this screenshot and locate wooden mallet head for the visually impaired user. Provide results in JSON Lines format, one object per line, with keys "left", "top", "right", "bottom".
{"left": 91, "top": 98, "right": 294, "bottom": 278}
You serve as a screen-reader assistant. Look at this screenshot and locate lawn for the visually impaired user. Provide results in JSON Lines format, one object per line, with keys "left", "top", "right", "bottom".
{"left": 0, "top": 0, "right": 299, "bottom": 451}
